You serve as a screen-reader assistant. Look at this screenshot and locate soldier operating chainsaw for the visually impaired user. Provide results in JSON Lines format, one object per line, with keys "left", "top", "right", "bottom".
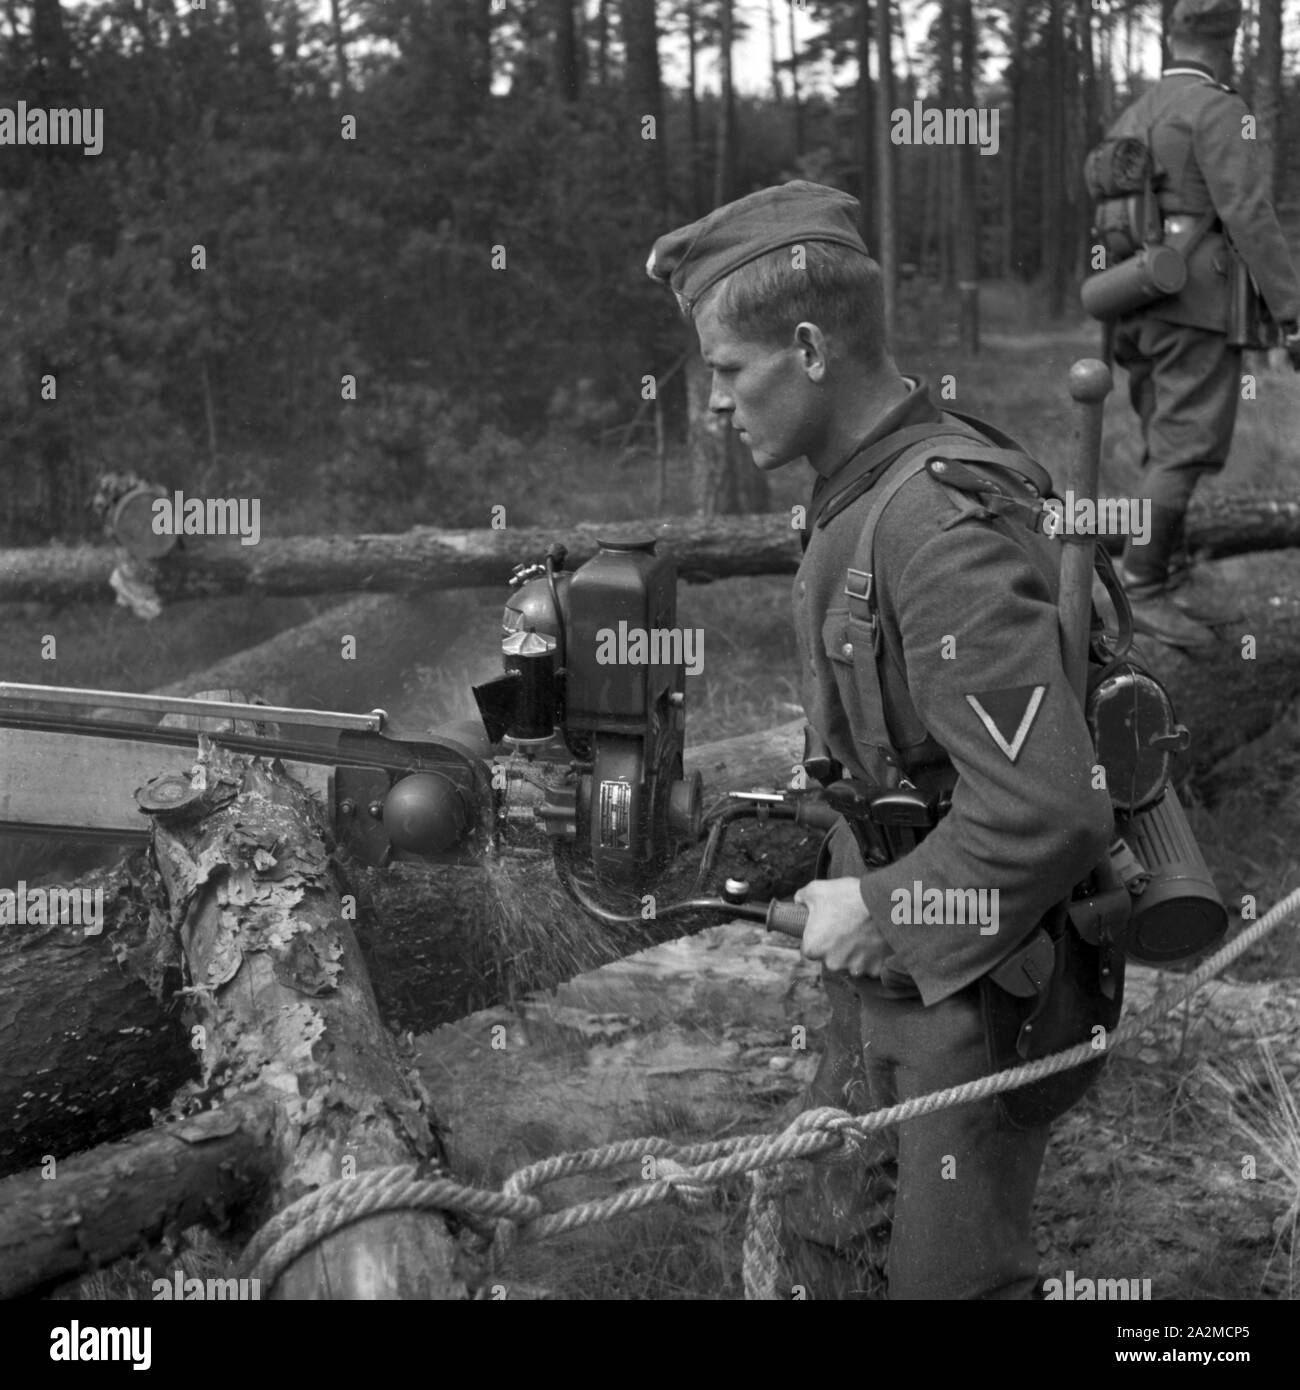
{"left": 648, "top": 181, "right": 1145, "bottom": 1300}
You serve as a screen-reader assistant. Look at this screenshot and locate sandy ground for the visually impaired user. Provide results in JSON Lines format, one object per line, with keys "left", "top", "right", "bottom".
{"left": 415, "top": 925, "right": 1300, "bottom": 1300}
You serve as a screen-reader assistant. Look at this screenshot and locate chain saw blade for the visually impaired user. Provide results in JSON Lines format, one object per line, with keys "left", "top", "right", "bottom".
{"left": 0, "top": 684, "right": 495, "bottom": 864}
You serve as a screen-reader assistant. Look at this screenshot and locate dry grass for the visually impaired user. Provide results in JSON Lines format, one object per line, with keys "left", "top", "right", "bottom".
{"left": 1202, "top": 1041, "right": 1300, "bottom": 1299}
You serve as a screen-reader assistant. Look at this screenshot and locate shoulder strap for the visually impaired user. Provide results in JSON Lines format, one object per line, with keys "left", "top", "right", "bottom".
{"left": 840, "top": 428, "right": 1135, "bottom": 770}
{"left": 842, "top": 431, "right": 983, "bottom": 643}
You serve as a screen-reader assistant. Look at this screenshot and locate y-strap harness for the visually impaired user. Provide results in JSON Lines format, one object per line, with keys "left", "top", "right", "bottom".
{"left": 810, "top": 410, "right": 1133, "bottom": 1004}
{"left": 811, "top": 408, "right": 1122, "bottom": 698}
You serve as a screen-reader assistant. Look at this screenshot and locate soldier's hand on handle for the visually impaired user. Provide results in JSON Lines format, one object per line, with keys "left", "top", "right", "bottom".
{"left": 1282, "top": 321, "right": 1300, "bottom": 372}
{"left": 793, "top": 878, "right": 890, "bottom": 978}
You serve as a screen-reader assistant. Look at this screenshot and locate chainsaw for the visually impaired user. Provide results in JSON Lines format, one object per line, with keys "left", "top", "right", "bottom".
{"left": 0, "top": 538, "right": 813, "bottom": 934}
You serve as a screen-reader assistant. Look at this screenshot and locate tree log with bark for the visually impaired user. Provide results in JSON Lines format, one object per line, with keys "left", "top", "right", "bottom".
{"left": 0, "top": 720, "right": 465, "bottom": 1297}
{"left": 4, "top": 491, "right": 1299, "bottom": 605}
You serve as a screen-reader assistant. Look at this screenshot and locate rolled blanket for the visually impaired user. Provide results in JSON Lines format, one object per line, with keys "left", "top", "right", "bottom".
{"left": 1084, "top": 137, "right": 1152, "bottom": 201}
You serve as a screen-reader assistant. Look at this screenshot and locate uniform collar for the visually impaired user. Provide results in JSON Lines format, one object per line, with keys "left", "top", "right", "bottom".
{"left": 1161, "top": 60, "right": 1216, "bottom": 80}
{"left": 804, "top": 377, "right": 942, "bottom": 541}
{"left": 818, "top": 375, "right": 941, "bottom": 492}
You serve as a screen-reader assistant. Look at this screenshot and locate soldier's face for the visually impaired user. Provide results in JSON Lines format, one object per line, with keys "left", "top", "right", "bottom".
{"left": 694, "top": 300, "right": 828, "bottom": 471}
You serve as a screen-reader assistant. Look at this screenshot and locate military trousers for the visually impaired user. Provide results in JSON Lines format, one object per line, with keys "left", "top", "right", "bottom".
{"left": 777, "top": 823, "right": 1049, "bottom": 1300}
{"left": 1112, "top": 314, "right": 1242, "bottom": 512}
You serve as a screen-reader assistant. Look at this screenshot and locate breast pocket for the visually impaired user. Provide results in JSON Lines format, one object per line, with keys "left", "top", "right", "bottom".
{"left": 821, "top": 607, "right": 896, "bottom": 760}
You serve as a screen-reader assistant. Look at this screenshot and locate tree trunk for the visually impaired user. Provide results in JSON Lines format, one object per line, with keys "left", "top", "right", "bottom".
{"left": 1043, "top": 0, "right": 1068, "bottom": 317}
{"left": 30, "top": 0, "right": 74, "bottom": 102}
{"left": 1001, "top": 0, "right": 1029, "bottom": 279}
{"left": 1255, "top": 0, "right": 1282, "bottom": 202}
{"left": 330, "top": 0, "right": 350, "bottom": 96}
{"left": 789, "top": 0, "right": 804, "bottom": 158}
{"left": 714, "top": 0, "right": 736, "bottom": 206}
{"left": 875, "top": 0, "right": 896, "bottom": 338}
{"left": 857, "top": 0, "right": 875, "bottom": 248}
{"left": 767, "top": 0, "right": 781, "bottom": 103}
{"left": 553, "top": 0, "right": 580, "bottom": 100}
{"left": 687, "top": 0, "right": 702, "bottom": 214}
{"left": 596, "top": 0, "right": 610, "bottom": 86}
{"left": 1076, "top": 0, "right": 1099, "bottom": 277}
{"left": 956, "top": 0, "right": 980, "bottom": 352}
{"left": 936, "top": 0, "right": 956, "bottom": 293}
{"left": 622, "top": 0, "right": 666, "bottom": 213}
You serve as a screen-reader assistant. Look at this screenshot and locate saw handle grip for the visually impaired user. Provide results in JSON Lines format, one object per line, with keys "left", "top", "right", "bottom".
{"left": 765, "top": 899, "right": 808, "bottom": 937}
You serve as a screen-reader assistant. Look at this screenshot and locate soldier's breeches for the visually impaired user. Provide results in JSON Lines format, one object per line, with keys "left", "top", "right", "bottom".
{"left": 1112, "top": 316, "right": 1241, "bottom": 510}
{"left": 855, "top": 984, "right": 1050, "bottom": 1299}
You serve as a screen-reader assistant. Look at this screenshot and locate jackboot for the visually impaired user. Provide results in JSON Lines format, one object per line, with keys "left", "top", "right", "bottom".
{"left": 1121, "top": 504, "right": 1218, "bottom": 651}
{"left": 1163, "top": 539, "right": 1244, "bottom": 624}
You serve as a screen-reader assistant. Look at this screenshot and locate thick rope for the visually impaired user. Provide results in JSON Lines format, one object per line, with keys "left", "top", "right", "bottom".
{"left": 239, "top": 886, "right": 1300, "bottom": 1296}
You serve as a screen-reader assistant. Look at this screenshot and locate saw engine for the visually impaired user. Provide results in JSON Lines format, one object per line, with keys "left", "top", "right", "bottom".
{"left": 469, "top": 539, "right": 703, "bottom": 893}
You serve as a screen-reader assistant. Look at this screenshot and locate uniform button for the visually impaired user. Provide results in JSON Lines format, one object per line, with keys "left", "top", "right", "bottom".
{"left": 798, "top": 581, "right": 806, "bottom": 595}
{"left": 841, "top": 642, "right": 854, "bottom": 658}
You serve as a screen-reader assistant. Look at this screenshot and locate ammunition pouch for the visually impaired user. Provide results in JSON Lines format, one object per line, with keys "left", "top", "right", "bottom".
{"left": 980, "top": 903, "right": 1125, "bottom": 1130}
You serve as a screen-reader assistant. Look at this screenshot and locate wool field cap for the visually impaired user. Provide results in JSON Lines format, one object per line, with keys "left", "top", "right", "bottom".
{"left": 646, "top": 181, "right": 870, "bottom": 314}
{"left": 1170, "top": 0, "right": 1242, "bottom": 39}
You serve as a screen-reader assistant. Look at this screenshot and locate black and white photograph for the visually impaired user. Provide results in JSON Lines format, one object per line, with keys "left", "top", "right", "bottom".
{"left": 1, "top": 0, "right": 1299, "bottom": 1340}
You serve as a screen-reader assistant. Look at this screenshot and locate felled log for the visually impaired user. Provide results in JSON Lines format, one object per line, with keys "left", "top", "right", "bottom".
{"left": 0, "top": 1093, "right": 279, "bottom": 1299}
{"left": 0, "top": 854, "right": 196, "bottom": 1179}
{"left": 140, "top": 737, "right": 462, "bottom": 1298}
{"left": 2, "top": 495, "right": 1299, "bottom": 605}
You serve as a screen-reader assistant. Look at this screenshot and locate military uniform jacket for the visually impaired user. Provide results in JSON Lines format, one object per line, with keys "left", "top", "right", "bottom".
{"left": 794, "top": 380, "right": 1113, "bottom": 1007}
{"left": 1106, "top": 62, "right": 1300, "bottom": 331}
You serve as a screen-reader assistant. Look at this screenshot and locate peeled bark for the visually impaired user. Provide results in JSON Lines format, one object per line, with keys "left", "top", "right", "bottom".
{"left": 142, "top": 740, "right": 462, "bottom": 1298}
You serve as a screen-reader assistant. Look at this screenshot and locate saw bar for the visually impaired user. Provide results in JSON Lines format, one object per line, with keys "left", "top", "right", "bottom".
{"left": 0, "top": 726, "right": 331, "bottom": 840}
{"left": 0, "top": 686, "right": 497, "bottom": 860}
{"left": 0, "top": 682, "right": 386, "bottom": 733}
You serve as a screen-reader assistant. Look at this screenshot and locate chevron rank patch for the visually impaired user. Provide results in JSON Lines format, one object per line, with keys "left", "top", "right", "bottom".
{"left": 965, "top": 685, "right": 1047, "bottom": 763}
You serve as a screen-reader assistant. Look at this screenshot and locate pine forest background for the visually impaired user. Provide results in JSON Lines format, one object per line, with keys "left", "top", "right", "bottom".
{"left": 2, "top": 0, "right": 1298, "bottom": 544}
